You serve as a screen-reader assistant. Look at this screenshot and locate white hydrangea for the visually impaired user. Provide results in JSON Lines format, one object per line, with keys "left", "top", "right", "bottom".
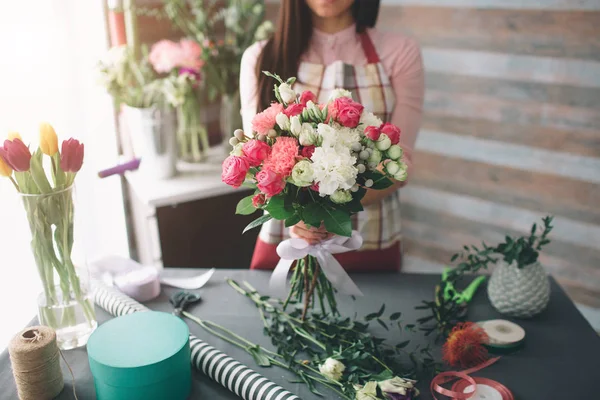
{"left": 359, "top": 111, "right": 383, "bottom": 129}
{"left": 328, "top": 88, "right": 353, "bottom": 101}
{"left": 310, "top": 146, "right": 358, "bottom": 196}
{"left": 316, "top": 123, "right": 360, "bottom": 151}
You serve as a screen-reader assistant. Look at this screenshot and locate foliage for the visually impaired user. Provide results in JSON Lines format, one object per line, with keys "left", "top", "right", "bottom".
{"left": 417, "top": 216, "right": 554, "bottom": 339}
{"left": 97, "top": 45, "right": 167, "bottom": 108}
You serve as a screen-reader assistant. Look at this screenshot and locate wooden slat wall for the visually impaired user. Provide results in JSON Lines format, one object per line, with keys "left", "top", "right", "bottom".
{"left": 377, "top": 1, "right": 600, "bottom": 306}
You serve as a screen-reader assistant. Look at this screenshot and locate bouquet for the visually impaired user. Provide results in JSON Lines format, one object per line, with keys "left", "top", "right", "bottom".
{"left": 222, "top": 72, "right": 408, "bottom": 318}
{"left": 0, "top": 125, "right": 95, "bottom": 330}
{"left": 149, "top": 38, "right": 208, "bottom": 161}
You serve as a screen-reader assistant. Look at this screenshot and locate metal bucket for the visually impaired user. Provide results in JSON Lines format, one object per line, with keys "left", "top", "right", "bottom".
{"left": 122, "top": 105, "right": 177, "bottom": 179}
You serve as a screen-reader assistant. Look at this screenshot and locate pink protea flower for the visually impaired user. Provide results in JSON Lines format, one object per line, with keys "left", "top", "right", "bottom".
{"left": 149, "top": 40, "right": 182, "bottom": 73}
{"left": 251, "top": 103, "right": 284, "bottom": 135}
{"left": 262, "top": 136, "right": 298, "bottom": 177}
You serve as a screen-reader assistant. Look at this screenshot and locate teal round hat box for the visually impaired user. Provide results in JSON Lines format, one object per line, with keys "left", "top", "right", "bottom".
{"left": 87, "top": 311, "right": 191, "bottom": 400}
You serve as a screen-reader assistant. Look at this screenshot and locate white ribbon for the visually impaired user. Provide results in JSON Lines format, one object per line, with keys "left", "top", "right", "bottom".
{"left": 270, "top": 231, "right": 364, "bottom": 297}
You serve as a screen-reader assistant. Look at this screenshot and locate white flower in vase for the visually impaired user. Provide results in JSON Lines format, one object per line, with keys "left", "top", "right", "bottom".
{"left": 318, "top": 358, "right": 345, "bottom": 382}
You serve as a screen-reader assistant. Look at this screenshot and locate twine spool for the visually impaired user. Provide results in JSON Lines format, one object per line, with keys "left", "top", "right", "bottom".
{"left": 8, "top": 326, "right": 64, "bottom": 400}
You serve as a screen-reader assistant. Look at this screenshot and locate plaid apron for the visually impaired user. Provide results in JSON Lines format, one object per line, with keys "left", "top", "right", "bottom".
{"left": 250, "top": 33, "right": 402, "bottom": 271}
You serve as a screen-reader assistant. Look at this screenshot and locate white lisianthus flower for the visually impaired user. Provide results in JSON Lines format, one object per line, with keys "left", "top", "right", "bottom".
{"left": 375, "top": 133, "right": 392, "bottom": 151}
{"left": 394, "top": 164, "right": 408, "bottom": 181}
{"left": 290, "top": 115, "right": 302, "bottom": 137}
{"left": 359, "top": 111, "right": 383, "bottom": 130}
{"left": 276, "top": 112, "right": 290, "bottom": 130}
{"left": 318, "top": 358, "right": 345, "bottom": 382}
{"left": 299, "top": 124, "right": 318, "bottom": 146}
{"left": 378, "top": 377, "right": 419, "bottom": 398}
{"left": 291, "top": 160, "right": 315, "bottom": 187}
{"left": 306, "top": 100, "right": 321, "bottom": 119}
{"left": 354, "top": 381, "right": 380, "bottom": 400}
{"left": 387, "top": 144, "right": 403, "bottom": 161}
{"left": 385, "top": 160, "right": 401, "bottom": 176}
{"left": 330, "top": 189, "right": 353, "bottom": 204}
{"left": 278, "top": 82, "right": 297, "bottom": 103}
{"left": 328, "top": 88, "right": 353, "bottom": 101}
{"left": 368, "top": 149, "right": 382, "bottom": 166}
{"left": 230, "top": 143, "right": 244, "bottom": 157}
{"left": 311, "top": 146, "right": 358, "bottom": 196}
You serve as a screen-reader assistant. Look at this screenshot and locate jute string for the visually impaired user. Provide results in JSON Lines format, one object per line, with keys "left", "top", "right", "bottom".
{"left": 8, "top": 326, "right": 78, "bottom": 400}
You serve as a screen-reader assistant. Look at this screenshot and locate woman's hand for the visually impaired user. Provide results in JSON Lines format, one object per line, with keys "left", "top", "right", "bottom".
{"left": 290, "top": 221, "right": 333, "bottom": 245}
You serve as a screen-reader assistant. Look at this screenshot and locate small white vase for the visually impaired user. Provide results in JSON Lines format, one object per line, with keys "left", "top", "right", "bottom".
{"left": 488, "top": 260, "right": 551, "bottom": 318}
{"left": 122, "top": 105, "right": 177, "bottom": 179}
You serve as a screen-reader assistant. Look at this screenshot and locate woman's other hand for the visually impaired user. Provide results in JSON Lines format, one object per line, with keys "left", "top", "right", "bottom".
{"left": 289, "top": 221, "right": 333, "bottom": 245}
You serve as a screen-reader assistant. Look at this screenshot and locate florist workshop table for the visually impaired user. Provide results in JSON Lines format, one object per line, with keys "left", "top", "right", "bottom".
{"left": 1, "top": 269, "right": 599, "bottom": 399}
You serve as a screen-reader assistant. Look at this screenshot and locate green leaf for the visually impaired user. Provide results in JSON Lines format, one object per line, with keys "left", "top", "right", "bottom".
{"left": 322, "top": 207, "right": 352, "bottom": 237}
{"left": 376, "top": 318, "right": 389, "bottom": 331}
{"left": 395, "top": 340, "right": 410, "bottom": 349}
{"left": 236, "top": 195, "right": 257, "bottom": 215}
{"left": 390, "top": 312, "right": 402, "bottom": 321}
{"left": 284, "top": 213, "right": 301, "bottom": 227}
{"left": 247, "top": 346, "right": 271, "bottom": 367}
{"left": 362, "top": 170, "right": 394, "bottom": 190}
{"left": 243, "top": 214, "right": 272, "bottom": 234}
{"left": 29, "top": 149, "right": 52, "bottom": 194}
{"left": 302, "top": 203, "right": 327, "bottom": 227}
{"left": 376, "top": 303, "right": 386, "bottom": 317}
{"left": 365, "top": 313, "right": 378, "bottom": 321}
{"left": 265, "top": 195, "right": 293, "bottom": 220}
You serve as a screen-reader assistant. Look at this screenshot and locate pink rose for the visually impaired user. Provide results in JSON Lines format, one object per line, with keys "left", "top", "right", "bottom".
{"left": 301, "top": 145, "right": 316, "bottom": 159}
{"left": 256, "top": 169, "right": 285, "bottom": 197}
{"left": 252, "top": 193, "right": 266, "bottom": 208}
{"left": 364, "top": 126, "right": 381, "bottom": 141}
{"left": 252, "top": 103, "right": 284, "bottom": 135}
{"left": 329, "top": 97, "right": 364, "bottom": 128}
{"left": 283, "top": 103, "right": 304, "bottom": 118}
{"left": 310, "top": 182, "right": 320, "bottom": 192}
{"left": 242, "top": 140, "right": 271, "bottom": 167}
{"left": 380, "top": 123, "right": 401, "bottom": 145}
{"left": 299, "top": 91, "right": 317, "bottom": 106}
{"left": 221, "top": 155, "right": 250, "bottom": 188}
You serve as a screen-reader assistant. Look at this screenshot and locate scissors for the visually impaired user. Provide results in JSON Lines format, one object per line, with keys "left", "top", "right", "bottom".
{"left": 170, "top": 291, "right": 202, "bottom": 316}
{"left": 441, "top": 268, "right": 487, "bottom": 304}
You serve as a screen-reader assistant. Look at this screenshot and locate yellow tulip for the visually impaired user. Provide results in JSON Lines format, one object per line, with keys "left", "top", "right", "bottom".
{"left": 39, "top": 122, "right": 59, "bottom": 156}
{"left": 7, "top": 131, "right": 22, "bottom": 142}
{"left": 0, "top": 156, "right": 12, "bottom": 177}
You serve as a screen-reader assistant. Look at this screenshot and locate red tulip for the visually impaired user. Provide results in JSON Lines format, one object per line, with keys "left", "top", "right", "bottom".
{"left": 0, "top": 139, "right": 31, "bottom": 172}
{"left": 60, "top": 138, "right": 84, "bottom": 172}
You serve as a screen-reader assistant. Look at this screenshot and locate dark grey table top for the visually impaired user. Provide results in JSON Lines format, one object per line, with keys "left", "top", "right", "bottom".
{"left": 1, "top": 269, "right": 599, "bottom": 399}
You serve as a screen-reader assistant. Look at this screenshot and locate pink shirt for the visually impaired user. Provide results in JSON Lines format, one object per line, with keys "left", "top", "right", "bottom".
{"left": 240, "top": 24, "right": 425, "bottom": 162}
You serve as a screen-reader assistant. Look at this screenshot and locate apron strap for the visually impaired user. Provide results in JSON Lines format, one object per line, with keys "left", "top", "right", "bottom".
{"left": 360, "top": 33, "right": 380, "bottom": 64}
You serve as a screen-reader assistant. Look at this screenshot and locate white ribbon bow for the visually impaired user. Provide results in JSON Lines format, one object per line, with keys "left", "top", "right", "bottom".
{"left": 270, "top": 231, "right": 364, "bottom": 297}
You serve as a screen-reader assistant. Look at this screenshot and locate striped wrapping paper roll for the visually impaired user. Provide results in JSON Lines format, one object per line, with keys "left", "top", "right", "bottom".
{"left": 93, "top": 283, "right": 301, "bottom": 400}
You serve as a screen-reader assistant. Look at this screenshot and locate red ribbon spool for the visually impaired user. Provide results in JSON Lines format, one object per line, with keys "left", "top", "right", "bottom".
{"left": 430, "top": 357, "right": 514, "bottom": 400}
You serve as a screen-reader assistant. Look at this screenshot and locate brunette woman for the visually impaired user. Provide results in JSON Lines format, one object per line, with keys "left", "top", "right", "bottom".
{"left": 240, "top": 0, "right": 424, "bottom": 271}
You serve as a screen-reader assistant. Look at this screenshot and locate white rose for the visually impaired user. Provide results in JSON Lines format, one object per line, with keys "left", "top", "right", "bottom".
{"left": 375, "top": 133, "right": 392, "bottom": 151}
{"left": 330, "top": 189, "right": 353, "bottom": 204}
{"left": 355, "top": 381, "right": 379, "bottom": 400}
{"left": 328, "top": 88, "right": 352, "bottom": 101}
{"left": 278, "top": 82, "right": 297, "bottom": 104}
{"left": 387, "top": 144, "right": 403, "bottom": 161}
{"left": 276, "top": 112, "right": 290, "bottom": 130}
{"left": 291, "top": 160, "right": 315, "bottom": 187}
{"left": 299, "top": 124, "right": 317, "bottom": 146}
{"left": 378, "top": 377, "right": 418, "bottom": 398}
{"left": 318, "top": 358, "right": 345, "bottom": 382}
{"left": 290, "top": 115, "right": 302, "bottom": 136}
{"left": 359, "top": 111, "right": 383, "bottom": 129}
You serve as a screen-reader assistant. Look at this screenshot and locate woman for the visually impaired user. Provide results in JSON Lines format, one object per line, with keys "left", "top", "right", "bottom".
{"left": 240, "top": 0, "right": 424, "bottom": 271}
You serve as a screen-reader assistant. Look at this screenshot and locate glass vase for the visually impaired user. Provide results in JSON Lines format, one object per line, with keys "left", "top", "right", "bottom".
{"left": 21, "top": 185, "right": 97, "bottom": 350}
{"left": 220, "top": 91, "right": 243, "bottom": 156}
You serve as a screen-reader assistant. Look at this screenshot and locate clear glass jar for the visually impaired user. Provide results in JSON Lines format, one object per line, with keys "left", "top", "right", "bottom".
{"left": 21, "top": 185, "right": 97, "bottom": 350}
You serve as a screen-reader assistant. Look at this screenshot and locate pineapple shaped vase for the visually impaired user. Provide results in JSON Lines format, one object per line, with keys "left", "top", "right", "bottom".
{"left": 487, "top": 260, "right": 551, "bottom": 318}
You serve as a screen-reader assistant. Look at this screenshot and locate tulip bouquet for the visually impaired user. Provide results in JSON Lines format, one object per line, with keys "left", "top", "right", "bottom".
{"left": 0, "top": 125, "right": 96, "bottom": 333}
{"left": 149, "top": 38, "right": 209, "bottom": 162}
{"left": 222, "top": 72, "right": 408, "bottom": 318}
